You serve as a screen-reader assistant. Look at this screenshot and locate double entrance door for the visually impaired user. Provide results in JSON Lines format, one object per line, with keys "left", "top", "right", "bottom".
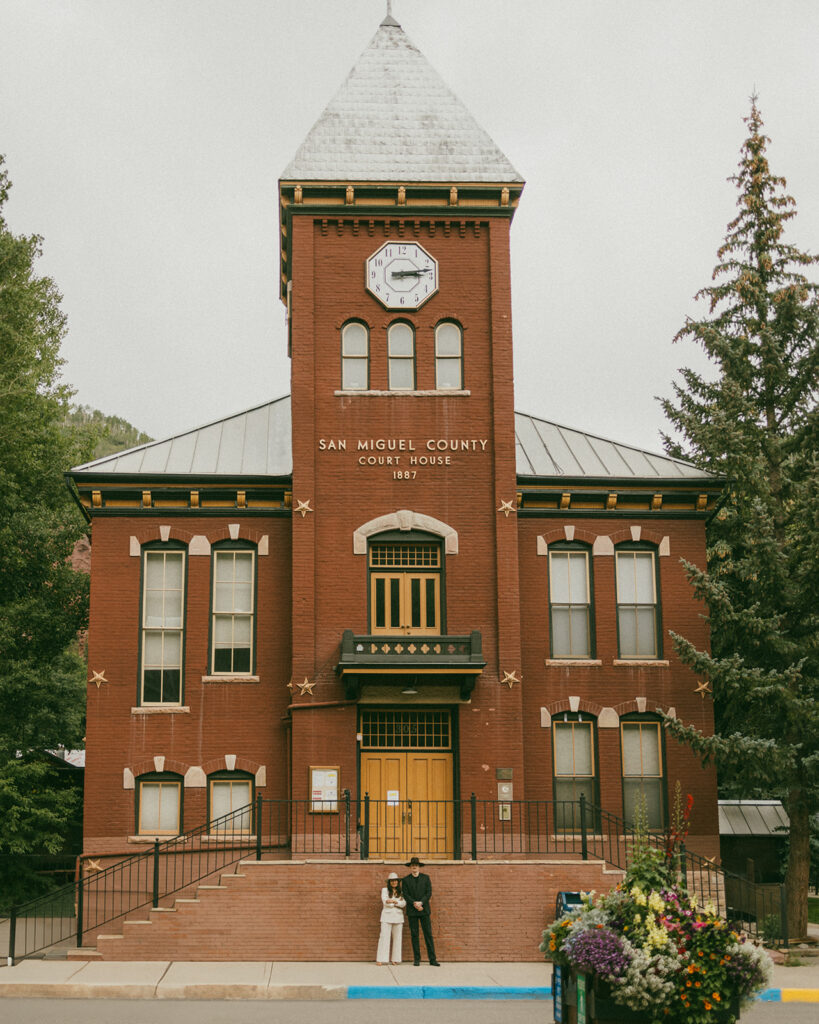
{"left": 361, "top": 750, "right": 454, "bottom": 860}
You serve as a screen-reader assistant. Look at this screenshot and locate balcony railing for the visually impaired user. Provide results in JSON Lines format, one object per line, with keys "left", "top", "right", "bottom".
{"left": 336, "top": 629, "right": 485, "bottom": 698}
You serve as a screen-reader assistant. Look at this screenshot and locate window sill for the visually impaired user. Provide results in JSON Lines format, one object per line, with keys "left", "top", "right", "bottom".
{"left": 545, "top": 659, "right": 603, "bottom": 667}
{"left": 131, "top": 706, "right": 191, "bottom": 715}
{"left": 612, "top": 659, "right": 670, "bottom": 667}
{"left": 334, "top": 389, "right": 471, "bottom": 397}
{"left": 201, "top": 675, "right": 260, "bottom": 684}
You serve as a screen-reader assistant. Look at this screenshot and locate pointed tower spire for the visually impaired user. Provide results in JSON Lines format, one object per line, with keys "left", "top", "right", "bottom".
{"left": 282, "top": 18, "right": 521, "bottom": 184}
{"left": 381, "top": 1, "right": 399, "bottom": 28}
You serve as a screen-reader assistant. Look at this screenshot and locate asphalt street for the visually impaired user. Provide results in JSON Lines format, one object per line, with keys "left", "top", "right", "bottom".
{"left": 1, "top": 1000, "right": 816, "bottom": 1024}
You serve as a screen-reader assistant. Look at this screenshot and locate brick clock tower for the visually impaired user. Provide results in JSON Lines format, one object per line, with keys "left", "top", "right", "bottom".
{"left": 280, "top": 11, "right": 527, "bottom": 835}
{"left": 71, "top": 9, "right": 721, "bottom": 878}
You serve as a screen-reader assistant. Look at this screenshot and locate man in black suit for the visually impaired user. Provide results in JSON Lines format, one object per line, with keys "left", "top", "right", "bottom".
{"left": 403, "top": 856, "right": 440, "bottom": 966}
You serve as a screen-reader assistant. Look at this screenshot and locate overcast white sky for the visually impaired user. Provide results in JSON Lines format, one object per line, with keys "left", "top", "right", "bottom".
{"left": 2, "top": 0, "right": 818, "bottom": 451}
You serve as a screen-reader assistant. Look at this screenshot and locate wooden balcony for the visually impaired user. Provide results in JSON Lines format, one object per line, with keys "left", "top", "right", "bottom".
{"left": 336, "top": 629, "right": 485, "bottom": 699}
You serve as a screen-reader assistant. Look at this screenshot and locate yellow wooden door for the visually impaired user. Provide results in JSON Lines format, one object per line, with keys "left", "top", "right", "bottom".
{"left": 361, "top": 752, "right": 453, "bottom": 859}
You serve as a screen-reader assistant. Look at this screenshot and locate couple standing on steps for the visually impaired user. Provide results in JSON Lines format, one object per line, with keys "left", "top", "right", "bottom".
{"left": 376, "top": 856, "right": 441, "bottom": 967}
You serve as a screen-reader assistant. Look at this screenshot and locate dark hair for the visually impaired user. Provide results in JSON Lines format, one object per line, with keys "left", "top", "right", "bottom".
{"left": 386, "top": 876, "right": 402, "bottom": 895}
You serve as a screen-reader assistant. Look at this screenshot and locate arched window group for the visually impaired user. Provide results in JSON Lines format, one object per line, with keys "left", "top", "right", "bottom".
{"left": 340, "top": 320, "right": 463, "bottom": 392}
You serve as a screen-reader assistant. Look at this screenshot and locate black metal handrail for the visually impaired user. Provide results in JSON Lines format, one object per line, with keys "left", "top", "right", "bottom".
{"left": 3, "top": 792, "right": 787, "bottom": 961}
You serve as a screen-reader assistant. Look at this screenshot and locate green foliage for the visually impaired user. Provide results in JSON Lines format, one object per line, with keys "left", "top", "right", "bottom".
{"left": 63, "top": 404, "right": 152, "bottom": 461}
{"left": 660, "top": 99, "right": 819, "bottom": 938}
{"left": 624, "top": 798, "right": 678, "bottom": 892}
{"left": 0, "top": 155, "right": 90, "bottom": 901}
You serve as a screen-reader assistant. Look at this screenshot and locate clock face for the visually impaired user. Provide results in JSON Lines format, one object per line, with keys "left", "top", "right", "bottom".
{"left": 365, "top": 242, "right": 438, "bottom": 310}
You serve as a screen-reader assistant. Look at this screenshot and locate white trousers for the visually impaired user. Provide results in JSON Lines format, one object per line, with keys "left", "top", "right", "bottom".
{"left": 377, "top": 920, "right": 403, "bottom": 963}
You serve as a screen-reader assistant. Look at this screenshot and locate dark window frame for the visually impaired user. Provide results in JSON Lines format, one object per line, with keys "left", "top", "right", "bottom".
{"left": 366, "top": 529, "right": 446, "bottom": 635}
{"left": 614, "top": 542, "right": 663, "bottom": 659}
{"left": 387, "top": 319, "right": 416, "bottom": 391}
{"left": 138, "top": 540, "right": 188, "bottom": 706}
{"left": 434, "top": 319, "right": 463, "bottom": 390}
{"left": 135, "top": 771, "right": 184, "bottom": 836}
{"left": 340, "top": 319, "right": 370, "bottom": 391}
{"left": 619, "top": 713, "right": 668, "bottom": 830}
{"left": 207, "top": 769, "right": 256, "bottom": 833}
{"left": 208, "top": 539, "right": 258, "bottom": 676}
{"left": 551, "top": 712, "right": 600, "bottom": 831}
{"left": 547, "top": 541, "right": 595, "bottom": 659}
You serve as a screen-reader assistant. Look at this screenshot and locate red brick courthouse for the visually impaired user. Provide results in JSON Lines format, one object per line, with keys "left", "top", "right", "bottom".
{"left": 67, "top": 13, "right": 722, "bottom": 961}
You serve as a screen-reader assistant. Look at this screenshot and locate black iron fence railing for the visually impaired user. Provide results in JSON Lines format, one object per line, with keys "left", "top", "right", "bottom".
{"left": 2, "top": 793, "right": 788, "bottom": 963}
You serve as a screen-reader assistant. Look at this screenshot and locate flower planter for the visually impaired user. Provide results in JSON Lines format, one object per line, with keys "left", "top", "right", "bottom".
{"left": 557, "top": 971, "right": 742, "bottom": 1024}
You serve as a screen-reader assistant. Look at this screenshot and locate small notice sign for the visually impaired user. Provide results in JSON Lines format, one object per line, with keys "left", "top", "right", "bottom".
{"left": 386, "top": 790, "right": 400, "bottom": 805}
{"left": 309, "top": 766, "right": 339, "bottom": 812}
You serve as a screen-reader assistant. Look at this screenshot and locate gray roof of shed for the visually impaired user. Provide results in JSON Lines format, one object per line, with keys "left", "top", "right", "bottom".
{"left": 281, "top": 17, "right": 522, "bottom": 184}
{"left": 70, "top": 396, "right": 714, "bottom": 484}
{"left": 718, "top": 801, "right": 790, "bottom": 837}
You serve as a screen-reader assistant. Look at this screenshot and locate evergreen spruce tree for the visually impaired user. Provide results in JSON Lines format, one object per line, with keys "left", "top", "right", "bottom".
{"left": 661, "top": 99, "right": 819, "bottom": 939}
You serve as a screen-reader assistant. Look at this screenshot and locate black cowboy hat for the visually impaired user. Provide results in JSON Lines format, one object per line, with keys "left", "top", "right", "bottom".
{"left": 405, "top": 856, "right": 425, "bottom": 867}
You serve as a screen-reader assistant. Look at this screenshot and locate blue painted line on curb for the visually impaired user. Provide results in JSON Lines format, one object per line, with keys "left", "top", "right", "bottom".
{"left": 758, "top": 989, "right": 781, "bottom": 1002}
{"left": 347, "top": 985, "right": 552, "bottom": 1000}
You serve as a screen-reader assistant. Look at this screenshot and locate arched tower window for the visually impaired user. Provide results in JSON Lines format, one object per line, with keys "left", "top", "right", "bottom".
{"left": 341, "top": 321, "right": 369, "bottom": 390}
{"left": 435, "top": 321, "right": 463, "bottom": 389}
{"left": 387, "top": 321, "right": 415, "bottom": 390}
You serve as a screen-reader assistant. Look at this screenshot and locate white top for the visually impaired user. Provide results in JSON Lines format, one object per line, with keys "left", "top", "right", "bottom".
{"left": 380, "top": 886, "right": 406, "bottom": 923}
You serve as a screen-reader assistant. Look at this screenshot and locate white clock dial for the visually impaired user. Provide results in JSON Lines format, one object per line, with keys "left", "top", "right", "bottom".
{"left": 365, "top": 242, "right": 438, "bottom": 310}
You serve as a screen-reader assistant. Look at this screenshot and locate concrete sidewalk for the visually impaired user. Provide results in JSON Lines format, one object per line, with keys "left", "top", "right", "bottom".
{"left": 0, "top": 959, "right": 818, "bottom": 1001}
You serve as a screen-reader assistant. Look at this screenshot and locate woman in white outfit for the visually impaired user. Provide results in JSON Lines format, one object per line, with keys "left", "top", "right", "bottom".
{"left": 376, "top": 871, "right": 406, "bottom": 965}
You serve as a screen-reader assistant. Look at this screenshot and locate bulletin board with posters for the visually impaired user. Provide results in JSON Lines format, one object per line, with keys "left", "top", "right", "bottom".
{"left": 309, "top": 766, "right": 340, "bottom": 813}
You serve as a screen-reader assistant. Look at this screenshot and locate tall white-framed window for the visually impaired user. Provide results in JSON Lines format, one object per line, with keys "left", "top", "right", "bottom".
{"left": 341, "top": 320, "right": 369, "bottom": 390}
{"left": 548, "top": 546, "right": 592, "bottom": 658}
{"left": 621, "top": 717, "right": 665, "bottom": 828}
{"left": 136, "top": 774, "right": 182, "bottom": 836}
{"left": 435, "top": 321, "right": 462, "bottom": 389}
{"left": 387, "top": 321, "right": 415, "bottom": 390}
{"left": 552, "top": 714, "right": 598, "bottom": 830}
{"left": 615, "top": 546, "right": 660, "bottom": 658}
{"left": 209, "top": 772, "right": 254, "bottom": 834}
{"left": 211, "top": 546, "right": 255, "bottom": 675}
{"left": 141, "top": 546, "right": 185, "bottom": 705}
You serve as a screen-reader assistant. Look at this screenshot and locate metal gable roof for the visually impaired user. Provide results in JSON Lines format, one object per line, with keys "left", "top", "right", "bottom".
{"left": 281, "top": 18, "right": 522, "bottom": 184}
{"left": 70, "top": 395, "right": 293, "bottom": 479}
{"left": 71, "top": 397, "right": 714, "bottom": 485}
{"left": 514, "top": 411, "right": 716, "bottom": 482}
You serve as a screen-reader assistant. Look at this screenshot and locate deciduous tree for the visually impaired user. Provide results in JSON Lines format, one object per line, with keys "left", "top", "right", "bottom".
{"left": 0, "top": 156, "right": 91, "bottom": 906}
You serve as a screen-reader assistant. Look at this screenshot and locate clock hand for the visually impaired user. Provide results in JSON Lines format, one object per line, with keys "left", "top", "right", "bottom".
{"left": 390, "top": 268, "right": 432, "bottom": 279}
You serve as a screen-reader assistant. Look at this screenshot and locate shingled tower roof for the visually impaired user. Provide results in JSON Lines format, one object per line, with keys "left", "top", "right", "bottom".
{"left": 281, "top": 13, "right": 522, "bottom": 184}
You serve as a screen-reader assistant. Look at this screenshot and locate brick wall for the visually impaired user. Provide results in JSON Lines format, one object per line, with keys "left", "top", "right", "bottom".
{"left": 94, "top": 858, "right": 620, "bottom": 961}
{"left": 83, "top": 514, "right": 292, "bottom": 851}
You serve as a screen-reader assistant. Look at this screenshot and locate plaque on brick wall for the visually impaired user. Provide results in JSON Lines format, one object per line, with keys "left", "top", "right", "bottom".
{"left": 310, "top": 766, "right": 339, "bottom": 813}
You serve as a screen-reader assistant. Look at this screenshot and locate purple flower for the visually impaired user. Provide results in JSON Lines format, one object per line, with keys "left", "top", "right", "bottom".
{"left": 564, "top": 928, "right": 631, "bottom": 981}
